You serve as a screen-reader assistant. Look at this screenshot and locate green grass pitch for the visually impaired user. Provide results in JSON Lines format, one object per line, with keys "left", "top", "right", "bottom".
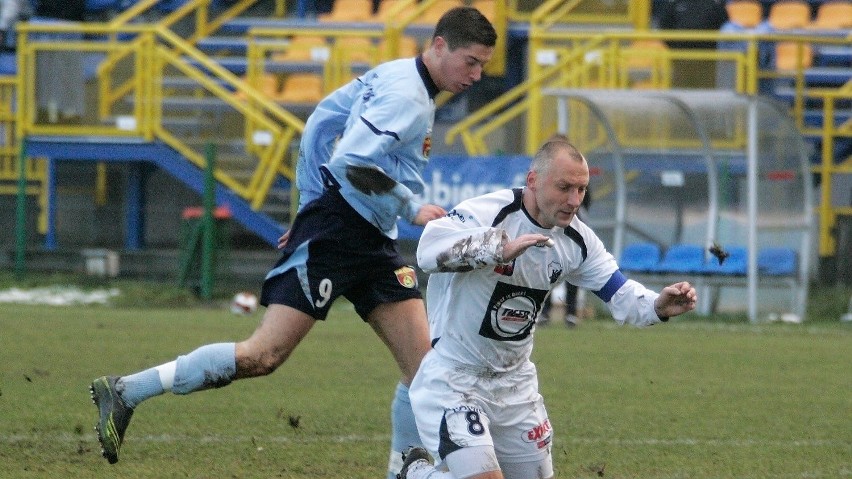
{"left": 0, "top": 301, "right": 849, "bottom": 478}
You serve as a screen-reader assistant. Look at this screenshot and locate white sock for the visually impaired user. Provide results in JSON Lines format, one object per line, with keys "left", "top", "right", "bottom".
{"left": 155, "top": 361, "right": 177, "bottom": 391}
{"left": 407, "top": 461, "right": 455, "bottom": 479}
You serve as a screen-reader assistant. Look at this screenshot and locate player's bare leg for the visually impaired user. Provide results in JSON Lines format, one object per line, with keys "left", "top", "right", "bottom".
{"left": 368, "top": 298, "right": 431, "bottom": 384}
{"left": 234, "top": 304, "right": 316, "bottom": 378}
{"left": 91, "top": 304, "right": 315, "bottom": 463}
{"left": 369, "top": 298, "right": 432, "bottom": 479}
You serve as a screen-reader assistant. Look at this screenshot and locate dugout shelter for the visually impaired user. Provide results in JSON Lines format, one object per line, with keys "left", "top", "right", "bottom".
{"left": 542, "top": 89, "right": 813, "bottom": 322}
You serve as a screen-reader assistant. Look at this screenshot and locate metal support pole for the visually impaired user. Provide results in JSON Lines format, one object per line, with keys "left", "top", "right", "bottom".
{"left": 15, "top": 142, "right": 27, "bottom": 278}
{"left": 746, "top": 98, "right": 759, "bottom": 322}
{"left": 200, "top": 143, "right": 216, "bottom": 300}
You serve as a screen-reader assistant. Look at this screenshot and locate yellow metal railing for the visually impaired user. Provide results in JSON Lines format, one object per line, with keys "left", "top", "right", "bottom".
{"left": 527, "top": 0, "right": 651, "bottom": 30}
{"left": 449, "top": 30, "right": 849, "bottom": 152}
{"left": 0, "top": 76, "right": 47, "bottom": 233}
{"left": 17, "top": 21, "right": 303, "bottom": 214}
{"left": 446, "top": 35, "right": 610, "bottom": 155}
{"left": 446, "top": 29, "right": 850, "bottom": 257}
{"left": 98, "top": 0, "right": 261, "bottom": 120}
{"left": 809, "top": 80, "right": 852, "bottom": 256}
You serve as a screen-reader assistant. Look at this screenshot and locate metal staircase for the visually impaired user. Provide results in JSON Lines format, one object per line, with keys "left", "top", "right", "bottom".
{"left": 15, "top": 3, "right": 304, "bottom": 248}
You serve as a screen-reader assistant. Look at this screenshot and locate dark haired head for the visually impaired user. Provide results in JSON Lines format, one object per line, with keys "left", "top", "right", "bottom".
{"left": 433, "top": 6, "right": 497, "bottom": 51}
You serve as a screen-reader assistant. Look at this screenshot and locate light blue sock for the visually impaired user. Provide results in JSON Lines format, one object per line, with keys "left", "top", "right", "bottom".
{"left": 117, "top": 368, "right": 163, "bottom": 408}
{"left": 172, "top": 343, "right": 237, "bottom": 394}
{"left": 387, "top": 382, "right": 422, "bottom": 479}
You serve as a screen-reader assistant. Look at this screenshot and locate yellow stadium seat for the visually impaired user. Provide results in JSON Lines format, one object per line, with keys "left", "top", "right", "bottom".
{"left": 235, "top": 73, "right": 280, "bottom": 100}
{"left": 767, "top": 0, "right": 811, "bottom": 29}
{"left": 270, "top": 36, "right": 329, "bottom": 63}
{"left": 278, "top": 73, "right": 324, "bottom": 103}
{"left": 775, "top": 42, "right": 813, "bottom": 70}
{"left": 373, "top": 0, "right": 417, "bottom": 22}
{"left": 338, "top": 37, "right": 378, "bottom": 64}
{"left": 808, "top": 1, "right": 852, "bottom": 29}
{"left": 378, "top": 36, "right": 420, "bottom": 60}
{"left": 725, "top": 0, "right": 763, "bottom": 28}
{"left": 318, "top": 0, "right": 374, "bottom": 22}
{"left": 471, "top": 0, "right": 496, "bottom": 22}
{"left": 623, "top": 39, "right": 670, "bottom": 89}
{"left": 414, "top": 0, "right": 463, "bottom": 25}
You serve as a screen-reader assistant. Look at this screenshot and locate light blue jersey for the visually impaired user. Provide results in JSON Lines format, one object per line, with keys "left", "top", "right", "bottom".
{"left": 295, "top": 57, "right": 438, "bottom": 238}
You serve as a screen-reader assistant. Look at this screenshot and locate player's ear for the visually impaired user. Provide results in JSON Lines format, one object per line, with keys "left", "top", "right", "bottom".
{"left": 431, "top": 35, "right": 448, "bottom": 55}
{"left": 526, "top": 170, "right": 537, "bottom": 189}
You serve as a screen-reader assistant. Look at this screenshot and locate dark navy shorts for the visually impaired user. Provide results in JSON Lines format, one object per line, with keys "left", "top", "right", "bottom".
{"left": 260, "top": 188, "right": 421, "bottom": 321}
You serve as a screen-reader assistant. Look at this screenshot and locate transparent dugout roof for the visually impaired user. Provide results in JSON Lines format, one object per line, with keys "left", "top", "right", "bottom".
{"left": 541, "top": 89, "right": 813, "bottom": 321}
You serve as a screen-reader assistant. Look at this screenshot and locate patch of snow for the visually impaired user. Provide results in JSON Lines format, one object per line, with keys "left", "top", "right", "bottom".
{"left": 0, "top": 287, "right": 120, "bottom": 306}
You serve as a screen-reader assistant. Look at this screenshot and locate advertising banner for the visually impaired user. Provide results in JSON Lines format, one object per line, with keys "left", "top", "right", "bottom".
{"left": 398, "top": 155, "right": 531, "bottom": 239}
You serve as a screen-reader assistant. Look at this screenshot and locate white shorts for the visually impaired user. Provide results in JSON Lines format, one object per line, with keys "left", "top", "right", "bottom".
{"left": 409, "top": 351, "right": 553, "bottom": 472}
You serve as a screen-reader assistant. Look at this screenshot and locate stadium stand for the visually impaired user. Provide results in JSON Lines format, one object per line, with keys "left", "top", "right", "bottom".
{"left": 649, "top": 243, "right": 706, "bottom": 274}
{"left": 702, "top": 246, "right": 748, "bottom": 276}
{"left": 277, "top": 72, "right": 324, "bottom": 103}
{"left": 318, "top": 0, "right": 374, "bottom": 23}
{"left": 338, "top": 36, "right": 378, "bottom": 63}
{"left": 471, "top": 0, "right": 496, "bottom": 22}
{"left": 766, "top": 0, "right": 812, "bottom": 29}
{"left": 724, "top": 0, "right": 764, "bottom": 28}
{"left": 807, "top": 0, "right": 852, "bottom": 29}
{"left": 270, "top": 35, "right": 330, "bottom": 62}
{"left": 415, "top": 0, "right": 464, "bottom": 25}
{"left": 618, "top": 242, "right": 662, "bottom": 273}
{"left": 378, "top": 35, "right": 419, "bottom": 58}
{"left": 757, "top": 247, "right": 798, "bottom": 276}
{"left": 620, "top": 244, "right": 800, "bottom": 278}
{"left": 373, "top": 0, "right": 417, "bottom": 22}
{"left": 775, "top": 41, "right": 814, "bottom": 70}
{"left": 234, "top": 73, "right": 280, "bottom": 100}
{"left": 622, "top": 39, "right": 670, "bottom": 89}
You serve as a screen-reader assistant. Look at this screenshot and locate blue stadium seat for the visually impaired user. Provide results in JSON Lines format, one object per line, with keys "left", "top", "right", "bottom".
{"left": 85, "top": 0, "right": 122, "bottom": 12}
{"left": 702, "top": 245, "right": 747, "bottom": 275}
{"left": 0, "top": 53, "right": 16, "bottom": 75}
{"left": 651, "top": 243, "right": 705, "bottom": 274}
{"left": 619, "top": 242, "right": 661, "bottom": 272}
{"left": 156, "top": 0, "right": 186, "bottom": 13}
{"left": 758, "top": 247, "right": 797, "bottom": 276}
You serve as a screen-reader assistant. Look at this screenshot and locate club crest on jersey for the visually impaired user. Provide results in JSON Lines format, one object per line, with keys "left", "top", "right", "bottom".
{"left": 547, "top": 261, "right": 563, "bottom": 284}
{"left": 422, "top": 135, "right": 432, "bottom": 158}
{"left": 394, "top": 266, "right": 418, "bottom": 289}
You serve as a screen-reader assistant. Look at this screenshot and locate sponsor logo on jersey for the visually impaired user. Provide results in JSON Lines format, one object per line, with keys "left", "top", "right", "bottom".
{"left": 394, "top": 266, "right": 418, "bottom": 289}
{"left": 479, "top": 282, "right": 547, "bottom": 341}
{"left": 447, "top": 209, "right": 466, "bottom": 222}
{"left": 522, "top": 419, "right": 552, "bottom": 449}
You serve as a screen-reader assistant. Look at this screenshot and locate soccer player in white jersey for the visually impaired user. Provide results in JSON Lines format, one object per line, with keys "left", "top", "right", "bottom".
{"left": 89, "top": 8, "right": 496, "bottom": 476}
{"left": 400, "top": 138, "right": 697, "bottom": 479}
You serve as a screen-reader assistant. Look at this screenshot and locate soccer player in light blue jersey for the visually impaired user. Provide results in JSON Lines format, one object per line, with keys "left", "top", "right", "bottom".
{"left": 89, "top": 7, "right": 497, "bottom": 476}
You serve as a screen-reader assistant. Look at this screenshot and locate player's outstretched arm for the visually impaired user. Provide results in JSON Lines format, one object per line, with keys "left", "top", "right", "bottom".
{"left": 653, "top": 281, "right": 698, "bottom": 319}
{"left": 501, "top": 233, "right": 553, "bottom": 262}
{"left": 413, "top": 204, "right": 447, "bottom": 226}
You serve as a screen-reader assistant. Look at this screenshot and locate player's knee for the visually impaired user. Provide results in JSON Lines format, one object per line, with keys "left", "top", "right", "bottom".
{"left": 236, "top": 343, "right": 290, "bottom": 377}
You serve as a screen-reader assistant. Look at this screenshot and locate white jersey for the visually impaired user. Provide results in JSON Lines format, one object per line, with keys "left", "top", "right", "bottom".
{"left": 417, "top": 188, "right": 664, "bottom": 373}
{"left": 296, "top": 57, "right": 437, "bottom": 238}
